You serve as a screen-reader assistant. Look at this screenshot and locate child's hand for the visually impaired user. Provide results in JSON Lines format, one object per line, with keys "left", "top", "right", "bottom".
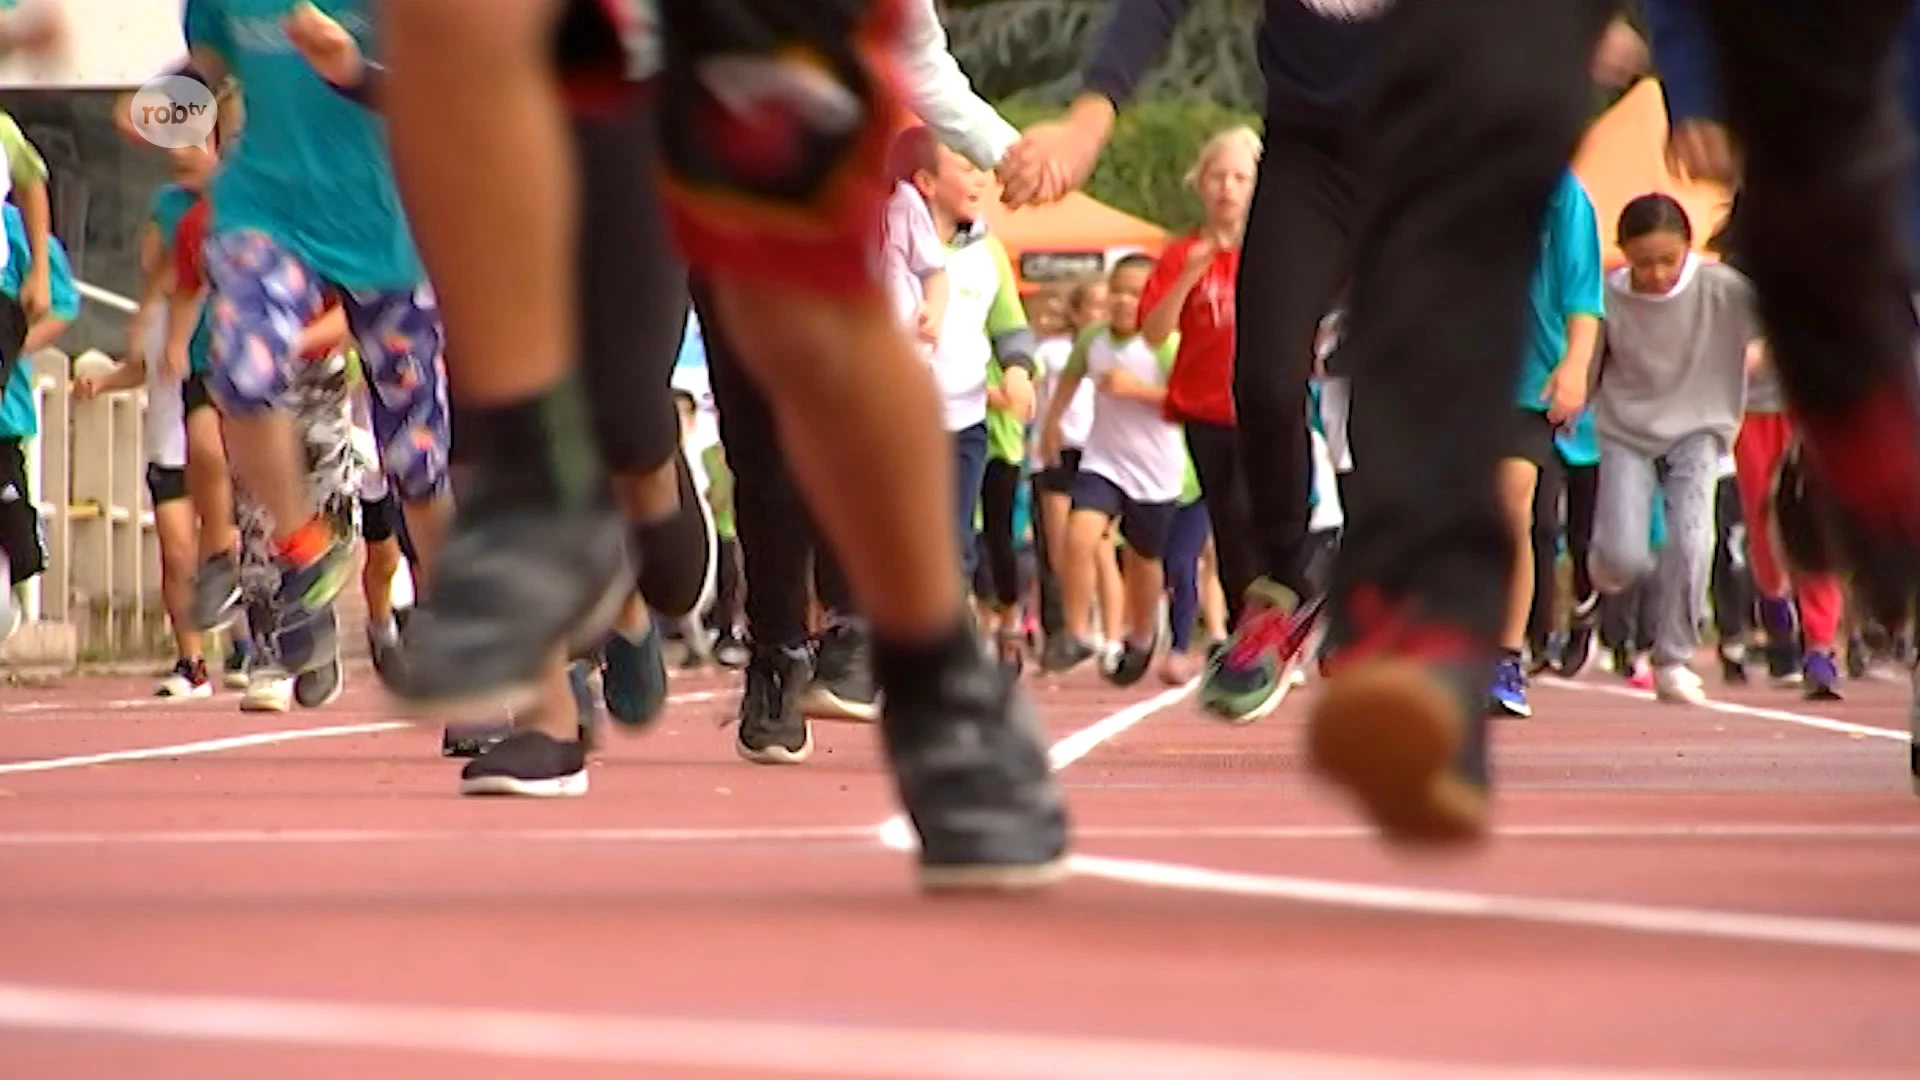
{"left": 916, "top": 304, "right": 940, "bottom": 346}
{"left": 70, "top": 372, "right": 102, "bottom": 401}
{"left": 1541, "top": 365, "right": 1588, "bottom": 426}
{"left": 1038, "top": 426, "right": 1062, "bottom": 467}
{"left": 162, "top": 343, "right": 189, "bottom": 382}
{"left": 284, "top": 1, "right": 365, "bottom": 87}
{"left": 1184, "top": 237, "right": 1218, "bottom": 274}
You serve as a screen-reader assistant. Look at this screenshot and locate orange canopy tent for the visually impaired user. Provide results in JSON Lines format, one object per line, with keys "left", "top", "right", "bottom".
{"left": 980, "top": 186, "right": 1169, "bottom": 293}
{"left": 1572, "top": 79, "right": 1733, "bottom": 267}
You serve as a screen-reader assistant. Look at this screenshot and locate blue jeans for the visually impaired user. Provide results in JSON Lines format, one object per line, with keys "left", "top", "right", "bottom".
{"left": 951, "top": 423, "right": 989, "bottom": 584}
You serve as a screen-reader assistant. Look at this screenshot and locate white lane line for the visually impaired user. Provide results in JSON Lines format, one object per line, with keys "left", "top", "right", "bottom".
{"left": 1046, "top": 680, "right": 1199, "bottom": 770}
{"left": 874, "top": 672, "right": 1920, "bottom": 956}
{"left": 0, "top": 691, "right": 724, "bottom": 776}
{"left": 0, "top": 980, "right": 1802, "bottom": 1080}
{"left": 876, "top": 680, "right": 1197, "bottom": 851}
{"left": 1068, "top": 854, "right": 1920, "bottom": 957}
{"left": 1539, "top": 677, "right": 1910, "bottom": 743}
{"left": 0, "top": 826, "right": 887, "bottom": 847}
{"left": 0, "top": 722, "right": 413, "bottom": 776}
{"left": 3, "top": 688, "right": 722, "bottom": 717}
{"left": 11, "top": 822, "right": 1920, "bottom": 849}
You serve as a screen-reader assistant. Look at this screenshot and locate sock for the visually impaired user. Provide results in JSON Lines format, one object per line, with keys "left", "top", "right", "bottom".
{"left": 450, "top": 370, "right": 609, "bottom": 512}
{"left": 873, "top": 615, "right": 981, "bottom": 712}
{"left": 274, "top": 515, "right": 332, "bottom": 567}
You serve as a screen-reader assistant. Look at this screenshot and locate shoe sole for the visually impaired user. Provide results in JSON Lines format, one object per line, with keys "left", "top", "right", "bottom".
{"left": 194, "top": 585, "right": 243, "bottom": 634}
{"left": 458, "top": 771, "right": 590, "bottom": 798}
{"left": 736, "top": 723, "right": 815, "bottom": 765}
{"left": 1307, "top": 658, "right": 1487, "bottom": 847}
{"left": 239, "top": 695, "right": 292, "bottom": 713}
{"left": 799, "top": 686, "right": 879, "bottom": 723}
{"left": 402, "top": 554, "right": 635, "bottom": 720}
{"left": 295, "top": 662, "right": 346, "bottom": 709}
{"left": 918, "top": 856, "right": 1072, "bottom": 893}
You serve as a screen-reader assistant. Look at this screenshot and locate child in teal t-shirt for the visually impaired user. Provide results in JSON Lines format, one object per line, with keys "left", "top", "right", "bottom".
{"left": 0, "top": 201, "right": 78, "bottom": 626}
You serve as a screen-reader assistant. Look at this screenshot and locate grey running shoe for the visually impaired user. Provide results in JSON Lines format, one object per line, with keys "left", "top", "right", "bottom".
{"left": 388, "top": 482, "right": 631, "bottom": 718}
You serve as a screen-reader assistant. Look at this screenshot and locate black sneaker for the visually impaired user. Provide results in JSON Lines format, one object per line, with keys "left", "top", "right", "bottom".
{"left": 1556, "top": 594, "right": 1599, "bottom": 679}
{"left": 1103, "top": 631, "right": 1157, "bottom": 688}
{"left": 882, "top": 655, "right": 1069, "bottom": 892}
{"left": 1718, "top": 643, "right": 1750, "bottom": 685}
{"left": 389, "top": 477, "right": 631, "bottom": 717}
{"left": 714, "top": 632, "right": 751, "bottom": 669}
{"left": 294, "top": 609, "right": 345, "bottom": 708}
{"left": 191, "top": 550, "right": 242, "bottom": 631}
{"left": 801, "top": 621, "right": 879, "bottom": 722}
{"left": 602, "top": 622, "right": 668, "bottom": 728}
{"left": 737, "top": 643, "right": 814, "bottom": 764}
{"left": 458, "top": 730, "right": 589, "bottom": 797}
{"left": 1041, "top": 636, "right": 1097, "bottom": 674}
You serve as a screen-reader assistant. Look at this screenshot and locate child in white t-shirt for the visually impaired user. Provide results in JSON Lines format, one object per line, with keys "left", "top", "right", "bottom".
{"left": 1038, "top": 254, "right": 1184, "bottom": 685}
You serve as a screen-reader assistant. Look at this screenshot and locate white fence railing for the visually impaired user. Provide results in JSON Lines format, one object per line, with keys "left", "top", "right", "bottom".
{"left": 20, "top": 344, "right": 162, "bottom": 656}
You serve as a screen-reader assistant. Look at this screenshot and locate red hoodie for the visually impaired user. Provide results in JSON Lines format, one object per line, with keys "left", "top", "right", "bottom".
{"left": 1140, "top": 233, "right": 1240, "bottom": 427}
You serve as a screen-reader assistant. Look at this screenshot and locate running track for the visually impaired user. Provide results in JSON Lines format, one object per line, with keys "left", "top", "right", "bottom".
{"left": 2, "top": 661, "right": 1918, "bottom": 1079}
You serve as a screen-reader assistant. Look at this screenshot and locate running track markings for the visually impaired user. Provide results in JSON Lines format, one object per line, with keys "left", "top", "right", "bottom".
{"left": 0, "top": 691, "right": 721, "bottom": 775}
{"left": 1542, "top": 676, "right": 1911, "bottom": 743}
{"left": 0, "top": 979, "right": 1829, "bottom": 1080}
{"left": 5, "top": 822, "right": 1920, "bottom": 847}
{"left": 2, "top": 683, "right": 726, "bottom": 717}
{"left": 877, "top": 677, "right": 1920, "bottom": 956}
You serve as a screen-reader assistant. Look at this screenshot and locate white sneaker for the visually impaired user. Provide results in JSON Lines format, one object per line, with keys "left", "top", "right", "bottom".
{"left": 155, "top": 659, "right": 214, "bottom": 698}
{"left": 240, "top": 669, "right": 294, "bottom": 712}
{"left": 1653, "top": 664, "right": 1706, "bottom": 704}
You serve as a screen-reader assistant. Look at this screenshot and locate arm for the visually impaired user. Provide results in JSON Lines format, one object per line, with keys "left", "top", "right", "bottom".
{"left": 1080, "top": 0, "right": 1198, "bottom": 113}
{"left": 1039, "top": 330, "right": 1095, "bottom": 464}
{"left": 0, "top": 114, "right": 51, "bottom": 318}
{"left": 1544, "top": 180, "right": 1606, "bottom": 422}
{"left": 296, "top": 304, "right": 352, "bottom": 358}
{"left": 919, "top": 267, "right": 950, "bottom": 342}
{"left": 1643, "top": 0, "right": 1719, "bottom": 126}
{"left": 895, "top": 0, "right": 1018, "bottom": 169}
{"left": 1139, "top": 240, "right": 1204, "bottom": 347}
{"left": 1100, "top": 336, "right": 1176, "bottom": 406}
{"left": 984, "top": 238, "right": 1036, "bottom": 421}
{"left": 128, "top": 222, "right": 169, "bottom": 362}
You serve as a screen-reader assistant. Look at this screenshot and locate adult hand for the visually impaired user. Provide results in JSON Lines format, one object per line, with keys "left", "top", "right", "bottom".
{"left": 1666, "top": 120, "right": 1738, "bottom": 184}
{"left": 997, "top": 96, "right": 1115, "bottom": 208}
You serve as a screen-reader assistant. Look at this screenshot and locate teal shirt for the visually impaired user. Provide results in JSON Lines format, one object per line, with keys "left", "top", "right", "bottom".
{"left": 1515, "top": 170, "right": 1604, "bottom": 411}
{"left": 0, "top": 205, "right": 78, "bottom": 438}
{"left": 149, "top": 185, "right": 214, "bottom": 375}
{"left": 185, "top": 0, "right": 423, "bottom": 289}
{"left": 1555, "top": 407, "right": 1600, "bottom": 466}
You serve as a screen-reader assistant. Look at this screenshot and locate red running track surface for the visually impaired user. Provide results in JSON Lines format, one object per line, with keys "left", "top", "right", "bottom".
{"left": 1, "top": 661, "right": 1918, "bottom": 1079}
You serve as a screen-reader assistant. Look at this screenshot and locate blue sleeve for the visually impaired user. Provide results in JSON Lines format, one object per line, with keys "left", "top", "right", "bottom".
{"left": 1645, "top": 0, "right": 1719, "bottom": 125}
{"left": 183, "top": 0, "right": 231, "bottom": 58}
{"left": 1552, "top": 177, "right": 1605, "bottom": 320}
{"left": 1080, "top": 0, "right": 1194, "bottom": 107}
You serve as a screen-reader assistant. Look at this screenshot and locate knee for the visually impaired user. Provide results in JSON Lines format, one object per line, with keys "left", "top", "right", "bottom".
{"left": 1588, "top": 545, "right": 1653, "bottom": 595}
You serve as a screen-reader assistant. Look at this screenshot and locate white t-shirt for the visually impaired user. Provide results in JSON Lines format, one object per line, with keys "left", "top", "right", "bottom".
{"left": 141, "top": 310, "right": 187, "bottom": 469}
{"left": 1033, "top": 334, "right": 1093, "bottom": 453}
{"left": 1076, "top": 329, "right": 1185, "bottom": 505}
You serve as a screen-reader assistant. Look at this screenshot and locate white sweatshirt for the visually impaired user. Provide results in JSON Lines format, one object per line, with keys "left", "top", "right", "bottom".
{"left": 896, "top": 0, "right": 1020, "bottom": 169}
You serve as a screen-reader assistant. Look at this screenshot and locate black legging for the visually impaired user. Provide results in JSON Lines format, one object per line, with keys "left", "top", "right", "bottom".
{"left": 1183, "top": 418, "right": 1261, "bottom": 626}
{"left": 1232, "top": 113, "right": 1360, "bottom": 603}
{"left": 1527, "top": 451, "right": 1597, "bottom": 651}
{"left": 695, "top": 278, "right": 857, "bottom": 648}
{"left": 1710, "top": 473, "right": 1754, "bottom": 643}
{"left": 977, "top": 457, "right": 1022, "bottom": 610}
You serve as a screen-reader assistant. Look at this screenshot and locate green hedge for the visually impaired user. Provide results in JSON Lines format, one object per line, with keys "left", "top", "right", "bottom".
{"left": 995, "top": 98, "right": 1262, "bottom": 234}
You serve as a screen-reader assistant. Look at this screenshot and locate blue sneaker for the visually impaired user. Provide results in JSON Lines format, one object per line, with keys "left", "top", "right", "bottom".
{"left": 1490, "top": 655, "right": 1531, "bottom": 718}
{"left": 1802, "top": 649, "right": 1843, "bottom": 701}
{"left": 601, "top": 622, "right": 668, "bottom": 729}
